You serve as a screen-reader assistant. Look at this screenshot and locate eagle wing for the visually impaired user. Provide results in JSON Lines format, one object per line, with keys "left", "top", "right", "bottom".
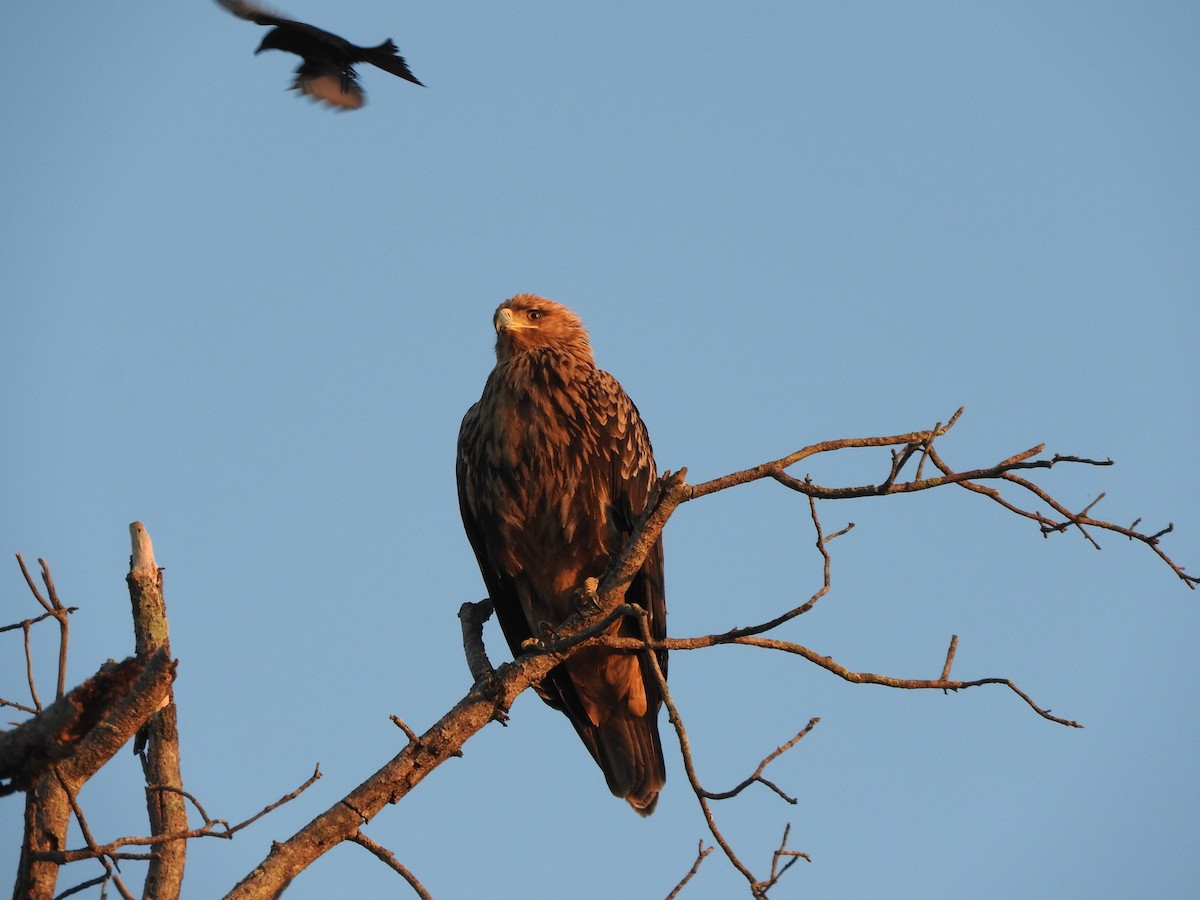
{"left": 592, "top": 369, "right": 667, "bottom": 675}
{"left": 456, "top": 361, "right": 666, "bottom": 813}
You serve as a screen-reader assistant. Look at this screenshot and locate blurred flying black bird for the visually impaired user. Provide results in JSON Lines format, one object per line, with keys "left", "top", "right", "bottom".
{"left": 216, "top": 0, "right": 423, "bottom": 110}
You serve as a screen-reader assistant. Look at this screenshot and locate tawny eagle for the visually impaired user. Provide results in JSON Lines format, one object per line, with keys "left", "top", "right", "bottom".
{"left": 216, "top": 0, "right": 423, "bottom": 110}
{"left": 457, "top": 295, "right": 667, "bottom": 815}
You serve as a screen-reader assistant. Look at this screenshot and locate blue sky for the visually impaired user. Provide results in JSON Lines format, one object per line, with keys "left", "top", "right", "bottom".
{"left": 2, "top": 2, "right": 1197, "bottom": 897}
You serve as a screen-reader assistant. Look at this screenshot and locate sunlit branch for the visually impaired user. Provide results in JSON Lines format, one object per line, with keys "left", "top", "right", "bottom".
{"left": 663, "top": 841, "right": 714, "bottom": 900}
{"left": 34, "top": 766, "right": 322, "bottom": 863}
{"left": 348, "top": 831, "right": 433, "bottom": 900}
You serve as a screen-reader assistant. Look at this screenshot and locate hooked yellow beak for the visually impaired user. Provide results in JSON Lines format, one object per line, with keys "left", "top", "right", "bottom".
{"left": 494, "top": 307, "right": 535, "bottom": 332}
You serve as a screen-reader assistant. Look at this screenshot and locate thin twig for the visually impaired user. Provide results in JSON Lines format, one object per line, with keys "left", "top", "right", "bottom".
{"left": 921, "top": 445, "right": 1194, "bottom": 587}
{"left": 634, "top": 612, "right": 809, "bottom": 897}
{"left": 390, "top": 716, "right": 420, "bottom": 745}
{"left": 639, "top": 617, "right": 757, "bottom": 889}
{"left": 678, "top": 411, "right": 1192, "bottom": 588}
{"left": 664, "top": 842, "right": 714, "bottom": 900}
{"left": 36, "top": 766, "right": 322, "bottom": 863}
{"left": 15, "top": 553, "right": 51, "bottom": 613}
{"left": 755, "top": 824, "right": 811, "bottom": 896}
{"left": 700, "top": 719, "right": 819, "bottom": 803}
{"left": 51, "top": 873, "right": 110, "bottom": 899}
{"left": 56, "top": 767, "right": 136, "bottom": 900}
{"left": 913, "top": 418, "right": 944, "bottom": 481}
{"left": 596, "top": 628, "right": 1081, "bottom": 728}
{"left": 0, "top": 608, "right": 77, "bottom": 634}
{"left": 39, "top": 559, "right": 69, "bottom": 701}
{"left": 0, "top": 695, "right": 40, "bottom": 715}
{"left": 22, "top": 620, "right": 41, "bottom": 713}
{"left": 940, "top": 635, "right": 959, "bottom": 681}
{"left": 457, "top": 598, "right": 496, "bottom": 685}
{"left": 348, "top": 830, "right": 434, "bottom": 900}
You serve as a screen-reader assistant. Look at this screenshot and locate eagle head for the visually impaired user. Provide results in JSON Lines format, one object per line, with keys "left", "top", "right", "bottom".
{"left": 493, "top": 294, "right": 594, "bottom": 363}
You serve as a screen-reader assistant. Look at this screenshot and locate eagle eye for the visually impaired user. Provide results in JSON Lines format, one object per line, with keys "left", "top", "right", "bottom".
{"left": 527, "top": 309, "right": 543, "bottom": 321}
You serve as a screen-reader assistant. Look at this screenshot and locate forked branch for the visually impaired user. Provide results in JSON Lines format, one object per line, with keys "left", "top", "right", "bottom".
{"left": 32, "top": 766, "right": 323, "bottom": 864}
{"left": 134, "top": 412, "right": 1200, "bottom": 895}
{"left": 686, "top": 408, "right": 1194, "bottom": 589}
{"left": 9, "top": 412, "right": 1176, "bottom": 897}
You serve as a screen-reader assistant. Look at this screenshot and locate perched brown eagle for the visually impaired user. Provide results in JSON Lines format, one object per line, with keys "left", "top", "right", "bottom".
{"left": 457, "top": 295, "right": 667, "bottom": 815}
{"left": 216, "top": 0, "right": 423, "bottom": 110}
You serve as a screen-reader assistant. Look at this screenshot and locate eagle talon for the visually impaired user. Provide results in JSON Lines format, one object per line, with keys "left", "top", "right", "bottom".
{"left": 576, "top": 577, "right": 602, "bottom": 612}
{"left": 470, "top": 665, "right": 512, "bottom": 725}
{"left": 519, "top": 636, "right": 549, "bottom": 653}
{"left": 535, "top": 621, "right": 562, "bottom": 645}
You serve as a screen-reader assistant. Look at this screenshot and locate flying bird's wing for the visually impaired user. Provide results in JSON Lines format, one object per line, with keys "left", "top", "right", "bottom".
{"left": 359, "top": 40, "right": 425, "bottom": 87}
{"left": 214, "top": 0, "right": 288, "bottom": 27}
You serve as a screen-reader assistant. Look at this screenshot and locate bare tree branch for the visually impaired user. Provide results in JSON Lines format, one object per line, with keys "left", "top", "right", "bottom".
{"left": 664, "top": 842, "right": 714, "bottom": 900}
{"left": 13, "top": 650, "right": 175, "bottom": 898}
{"left": 348, "top": 831, "right": 434, "bottom": 900}
{"left": 52, "top": 873, "right": 110, "bottom": 899}
{"left": 683, "top": 409, "right": 1193, "bottom": 589}
{"left": 457, "top": 597, "right": 496, "bottom": 685}
{"left": 9, "top": 413, "right": 1189, "bottom": 898}
{"left": 225, "top": 412, "right": 1189, "bottom": 896}
{"left": 36, "top": 766, "right": 322, "bottom": 864}
{"left": 56, "top": 769, "right": 137, "bottom": 900}
{"left": 126, "top": 522, "right": 188, "bottom": 900}
{"left": 602, "top": 631, "right": 1081, "bottom": 728}
{"left": 223, "top": 633, "right": 590, "bottom": 897}
{"left": 758, "top": 824, "right": 809, "bottom": 896}
{"left": 0, "top": 657, "right": 159, "bottom": 795}
{"left": 940, "top": 634, "right": 959, "bottom": 682}
{"left": 12, "top": 554, "right": 77, "bottom": 713}
{"left": 699, "top": 720, "right": 819, "bottom": 803}
{"left": 634, "top": 607, "right": 812, "bottom": 897}
{"left": 7, "top": 546, "right": 318, "bottom": 898}
{"left": 923, "top": 444, "right": 1195, "bottom": 586}
{"left": 0, "top": 607, "right": 78, "bottom": 635}
{"left": 22, "top": 618, "right": 42, "bottom": 714}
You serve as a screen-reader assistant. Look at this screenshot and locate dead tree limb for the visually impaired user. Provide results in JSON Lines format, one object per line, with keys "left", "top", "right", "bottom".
{"left": 34, "top": 766, "right": 322, "bottom": 864}
{"left": 0, "top": 657, "right": 158, "bottom": 795}
{"left": 7, "top": 543, "right": 320, "bottom": 899}
{"left": 225, "top": 411, "right": 1191, "bottom": 897}
{"left": 126, "top": 521, "right": 188, "bottom": 900}
{"left": 636, "top": 607, "right": 813, "bottom": 898}
{"left": 348, "top": 830, "right": 434, "bottom": 900}
{"left": 14, "top": 554, "right": 72, "bottom": 703}
{"left": 664, "top": 842, "right": 715, "bottom": 900}
{"left": 686, "top": 409, "right": 1194, "bottom": 588}
{"left": 13, "top": 649, "right": 175, "bottom": 899}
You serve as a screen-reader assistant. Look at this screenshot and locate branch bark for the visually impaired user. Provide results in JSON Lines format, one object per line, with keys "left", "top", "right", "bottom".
{"left": 14, "top": 650, "right": 176, "bottom": 899}
{"left": 1, "top": 657, "right": 156, "bottom": 795}
{"left": 126, "top": 522, "right": 188, "bottom": 900}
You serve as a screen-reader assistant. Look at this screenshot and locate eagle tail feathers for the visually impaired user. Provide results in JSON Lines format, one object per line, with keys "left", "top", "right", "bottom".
{"left": 596, "top": 712, "right": 666, "bottom": 816}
